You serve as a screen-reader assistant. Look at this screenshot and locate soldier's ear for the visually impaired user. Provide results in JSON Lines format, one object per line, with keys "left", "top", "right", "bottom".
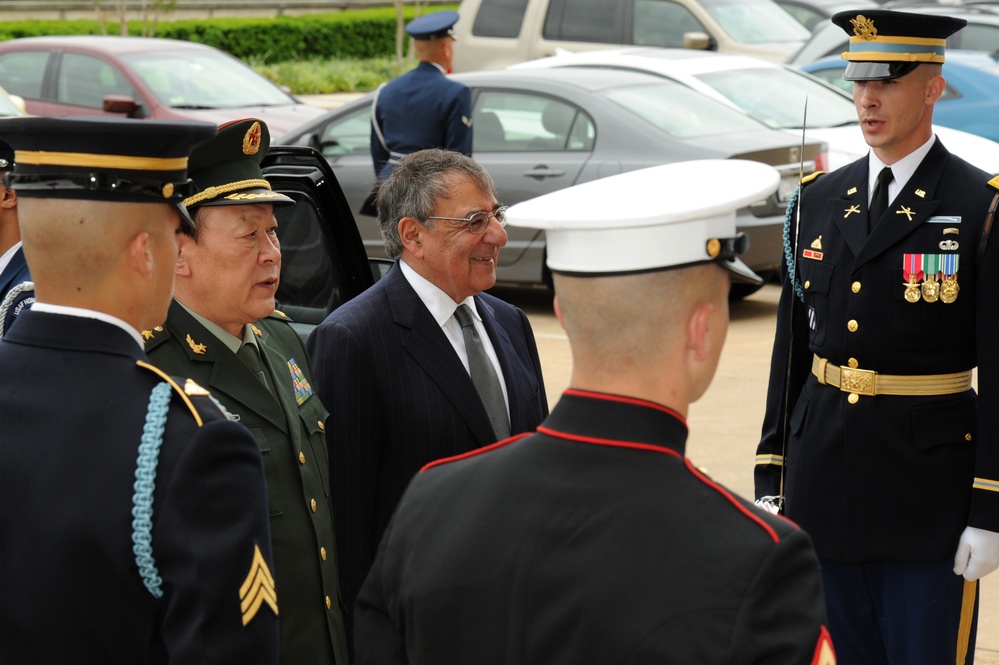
{"left": 175, "top": 231, "right": 194, "bottom": 278}
{"left": 0, "top": 184, "right": 15, "bottom": 208}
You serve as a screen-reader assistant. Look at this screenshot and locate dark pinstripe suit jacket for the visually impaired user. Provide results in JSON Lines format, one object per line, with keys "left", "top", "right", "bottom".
{"left": 306, "top": 261, "right": 548, "bottom": 624}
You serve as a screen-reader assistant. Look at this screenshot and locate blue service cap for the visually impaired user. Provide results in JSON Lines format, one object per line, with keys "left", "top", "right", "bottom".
{"left": 505, "top": 160, "right": 781, "bottom": 284}
{"left": 0, "top": 116, "right": 216, "bottom": 228}
{"left": 832, "top": 9, "right": 966, "bottom": 81}
{"left": 406, "top": 10, "right": 459, "bottom": 40}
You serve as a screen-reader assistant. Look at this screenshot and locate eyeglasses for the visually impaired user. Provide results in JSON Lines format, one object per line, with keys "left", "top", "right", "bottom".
{"left": 425, "top": 206, "right": 508, "bottom": 235}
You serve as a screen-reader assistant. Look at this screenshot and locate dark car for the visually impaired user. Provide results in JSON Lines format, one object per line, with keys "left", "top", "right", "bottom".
{"left": 0, "top": 36, "right": 324, "bottom": 136}
{"left": 279, "top": 67, "right": 826, "bottom": 295}
{"left": 262, "top": 145, "right": 377, "bottom": 339}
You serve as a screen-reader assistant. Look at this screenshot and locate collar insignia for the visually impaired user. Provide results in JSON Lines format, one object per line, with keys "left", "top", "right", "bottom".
{"left": 844, "top": 205, "right": 861, "bottom": 218}
{"left": 186, "top": 334, "right": 207, "bottom": 355}
{"left": 915, "top": 189, "right": 926, "bottom": 198}
{"left": 250, "top": 324, "right": 262, "bottom": 337}
{"left": 847, "top": 186, "right": 858, "bottom": 196}
{"left": 897, "top": 205, "right": 915, "bottom": 222}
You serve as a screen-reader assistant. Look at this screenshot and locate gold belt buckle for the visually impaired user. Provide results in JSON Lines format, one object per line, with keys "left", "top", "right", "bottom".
{"left": 838, "top": 366, "right": 877, "bottom": 396}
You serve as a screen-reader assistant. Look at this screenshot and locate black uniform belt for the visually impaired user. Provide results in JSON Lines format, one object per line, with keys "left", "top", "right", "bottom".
{"left": 812, "top": 354, "right": 973, "bottom": 397}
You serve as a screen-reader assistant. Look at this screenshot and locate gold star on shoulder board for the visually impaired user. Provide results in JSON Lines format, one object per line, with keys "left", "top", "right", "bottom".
{"left": 186, "top": 334, "right": 207, "bottom": 355}
{"left": 240, "top": 544, "right": 278, "bottom": 625}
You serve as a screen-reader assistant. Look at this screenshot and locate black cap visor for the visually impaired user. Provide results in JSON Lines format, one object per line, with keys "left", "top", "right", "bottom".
{"left": 843, "top": 60, "right": 920, "bottom": 81}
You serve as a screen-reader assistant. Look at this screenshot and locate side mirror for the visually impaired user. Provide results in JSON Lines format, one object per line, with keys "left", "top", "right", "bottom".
{"left": 103, "top": 95, "right": 141, "bottom": 117}
{"left": 683, "top": 31, "right": 714, "bottom": 51}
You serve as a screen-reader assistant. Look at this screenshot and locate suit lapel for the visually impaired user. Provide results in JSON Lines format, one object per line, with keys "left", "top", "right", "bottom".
{"left": 386, "top": 266, "right": 498, "bottom": 446}
{"left": 165, "top": 302, "right": 288, "bottom": 432}
{"left": 830, "top": 161, "right": 869, "bottom": 259}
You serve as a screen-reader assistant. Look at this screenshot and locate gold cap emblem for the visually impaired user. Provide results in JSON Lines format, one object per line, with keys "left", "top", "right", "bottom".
{"left": 850, "top": 15, "right": 877, "bottom": 41}
{"left": 243, "top": 121, "right": 262, "bottom": 155}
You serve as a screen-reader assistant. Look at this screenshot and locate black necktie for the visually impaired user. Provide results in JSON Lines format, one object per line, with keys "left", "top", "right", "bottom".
{"left": 454, "top": 304, "right": 510, "bottom": 440}
{"left": 869, "top": 167, "right": 894, "bottom": 232}
{"left": 237, "top": 342, "right": 269, "bottom": 389}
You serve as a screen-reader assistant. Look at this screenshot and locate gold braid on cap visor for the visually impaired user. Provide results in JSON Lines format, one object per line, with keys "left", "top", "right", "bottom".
{"left": 183, "top": 178, "right": 272, "bottom": 208}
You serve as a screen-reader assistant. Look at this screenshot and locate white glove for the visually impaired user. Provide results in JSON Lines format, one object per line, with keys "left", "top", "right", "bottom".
{"left": 953, "top": 526, "right": 999, "bottom": 581}
{"left": 754, "top": 495, "right": 782, "bottom": 515}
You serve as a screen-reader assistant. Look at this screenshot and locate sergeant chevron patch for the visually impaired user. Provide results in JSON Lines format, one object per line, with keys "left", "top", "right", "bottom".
{"left": 240, "top": 544, "right": 278, "bottom": 625}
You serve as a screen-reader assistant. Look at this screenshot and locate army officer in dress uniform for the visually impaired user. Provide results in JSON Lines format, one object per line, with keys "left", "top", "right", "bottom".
{"left": 755, "top": 10, "right": 999, "bottom": 665}
{"left": 354, "top": 160, "right": 835, "bottom": 664}
{"left": 0, "top": 116, "right": 279, "bottom": 663}
{"left": 144, "top": 118, "right": 349, "bottom": 665}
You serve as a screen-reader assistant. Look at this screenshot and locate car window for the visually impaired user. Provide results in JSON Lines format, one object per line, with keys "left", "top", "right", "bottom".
{"left": 544, "top": 0, "right": 624, "bottom": 43}
{"left": 805, "top": 65, "right": 852, "bottom": 94}
{"left": 604, "top": 80, "right": 764, "bottom": 139}
{"left": 696, "top": 67, "right": 856, "bottom": 129}
{"left": 632, "top": 0, "right": 707, "bottom": 47}
{"left": 0, "top": 50, "right": 49, "bottom": 99}
{"left": 311, "top": 105, "right": 371, "bottom": 159}
{"left": 471, "top": 0, "right": 531, "bottom": 38}
{"left": 56, "top": 53, "right": 138, "bottom": 108}
{"left": 956, "top": 23, "right": 999, "bottom": 52}
{"left": 274, "top": 188, "right": 345, "bottom": 322}
{"left": 778, "top": 3, "right": 825, "bottom": 31}
{"left": 123, "top": 50, "right": 294, "bottom": 109}
{"left": 700, "top": 0, "right": 810, "bottom": 44}
{"left": 472, "top": 91, "right": 595, "bottom": 152}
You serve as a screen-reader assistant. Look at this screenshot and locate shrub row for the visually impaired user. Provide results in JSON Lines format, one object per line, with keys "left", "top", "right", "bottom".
{"left": 0, "top": 5, "right": 458, "bottom": 63}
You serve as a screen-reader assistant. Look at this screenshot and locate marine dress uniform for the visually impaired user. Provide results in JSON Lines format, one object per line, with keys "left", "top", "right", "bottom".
{"left": 755, "top": 10, "right": 999, "bottom": 664}
{"left": 145, "top": 119, "right": 349, "bottom": 665}
{"left": 355, "top": 161, "right": 835, "bottom": 665}
{"left": 0, "top": 117, "right": 279, "bottom": 663}
{"left": 370, "top": 11, "right": 472, "bottom": 180}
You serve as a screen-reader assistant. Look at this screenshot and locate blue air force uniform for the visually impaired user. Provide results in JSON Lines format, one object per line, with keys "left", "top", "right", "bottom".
{"left": 370, "top": 11, "right": 472, "bottom": 179}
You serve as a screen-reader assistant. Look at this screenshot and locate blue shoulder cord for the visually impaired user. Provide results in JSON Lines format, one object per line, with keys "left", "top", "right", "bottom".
{"left": 783, "top": 185, "right": 805, "bottom": 302}
{"left": 132, "top": 381, "right": 171, "bottom": 599}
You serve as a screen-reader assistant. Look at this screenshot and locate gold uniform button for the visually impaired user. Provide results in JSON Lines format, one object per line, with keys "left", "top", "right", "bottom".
{"left": 804, "top": 280, "right": 811, "bottom": 290}
{"left": 848, "top": 320, "right": 859, "bottom": 332}
{"left": 326, "top": 595, "right": 332, "bottom": 609}
{"left": 966, "top": 433, "right": 973, "bottom": 441}
{"left": 299, "top": 451, "right": 306, "bottom": 464}
{"left": 852, "top": 281, "right": 862, "bottom": 293}
{"left": 321, "top": 547, "right": 327, "bottom": 561}
{"left": 848, "top": 393, "right": 860, "bottom": 404}
{"left": 311, "top": 498, "right": 317, "bottom": 512}
{"left": 848, "top": 358, "right": 859, "bottom": 369}
{"left": 318, "top": 420, "right": 325, "bottom": 431}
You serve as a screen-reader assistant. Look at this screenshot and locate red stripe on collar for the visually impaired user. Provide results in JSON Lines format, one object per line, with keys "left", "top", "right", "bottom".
{"left": 563, "top": 389, "right": 687, "bottom": 425}
{"left": 420, "top": 432, "right": 532, "bottom": 473}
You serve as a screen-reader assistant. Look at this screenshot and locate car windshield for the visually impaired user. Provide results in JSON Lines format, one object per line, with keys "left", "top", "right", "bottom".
{"left": 696, "top": 67, "right": 857, "bottom": 129}
{"left": 603, "top": 80, "right": 767, "bottom": 139}
{"left": 122, "top": 50, "right": 295, "bottom": 109}
{"left": 701, "top": 0, "right": 811, "bottom": 44}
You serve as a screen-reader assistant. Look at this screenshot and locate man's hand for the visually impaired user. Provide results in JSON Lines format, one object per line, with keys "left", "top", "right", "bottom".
{"left": 755, "top": 495, "right": 783, "bottom": 515}
{"left": 953, "top": 526, "right": 999, "bottom": 581}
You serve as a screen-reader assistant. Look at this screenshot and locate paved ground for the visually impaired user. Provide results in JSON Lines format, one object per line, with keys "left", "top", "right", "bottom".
{"left": 497, "top": 282, "right": 999, "bottom": 664}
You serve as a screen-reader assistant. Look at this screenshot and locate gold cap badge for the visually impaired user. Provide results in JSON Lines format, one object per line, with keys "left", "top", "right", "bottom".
{"left": 850, "top": 14, "right": 877, "bottom": 40}
{"left": 242, "top": 121, "right": 262, "bottom": 156}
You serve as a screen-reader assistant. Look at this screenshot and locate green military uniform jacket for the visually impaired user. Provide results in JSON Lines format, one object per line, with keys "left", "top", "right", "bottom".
{"left": 146, "top": 300, "right": 348, "bottom": 665}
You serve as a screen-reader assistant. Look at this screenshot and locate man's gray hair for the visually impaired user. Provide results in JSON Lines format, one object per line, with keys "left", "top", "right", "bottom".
{"left": 376, "top": 149, "right": 495, "bottom": 259}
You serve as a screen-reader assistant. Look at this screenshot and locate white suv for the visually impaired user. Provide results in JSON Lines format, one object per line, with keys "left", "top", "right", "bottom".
{"left": 451, "top": 0, "right": 812, "bottom": 72}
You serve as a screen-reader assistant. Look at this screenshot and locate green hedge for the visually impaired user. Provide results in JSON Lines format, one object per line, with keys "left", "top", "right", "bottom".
{"left": 0, "top": 5, "right": 459, "bottom": 63}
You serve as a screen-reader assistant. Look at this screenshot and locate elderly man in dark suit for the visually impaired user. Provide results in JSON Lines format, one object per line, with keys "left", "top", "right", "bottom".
{"left": 307, "top": 148, "right": 548, "bottom": 645}
{"left": 755, "top": 10, "right": 999, "bottom": 664}
{"left": 144, "top": 119, "right": 348, "bottom": 665}
{"left": 0, "top": 116, "right": 279, "bottom": 663}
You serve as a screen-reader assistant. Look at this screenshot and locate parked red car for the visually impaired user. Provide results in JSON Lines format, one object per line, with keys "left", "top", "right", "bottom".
{"left": 0, "top": 35, "right": 324, "bottom": 135}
